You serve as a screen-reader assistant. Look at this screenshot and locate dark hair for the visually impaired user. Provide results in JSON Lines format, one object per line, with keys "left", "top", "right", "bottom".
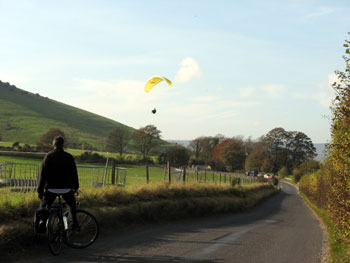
{"left": 53, "top": 136, "right": 64, "bottom": 148}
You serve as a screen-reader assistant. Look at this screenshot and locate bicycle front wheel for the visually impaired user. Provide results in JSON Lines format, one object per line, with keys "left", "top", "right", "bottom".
{"left": 47, "top": 213, "right": 63, "bottom": 255}
{"left": 65, "top": 209, "right": 99, "bottom": 248}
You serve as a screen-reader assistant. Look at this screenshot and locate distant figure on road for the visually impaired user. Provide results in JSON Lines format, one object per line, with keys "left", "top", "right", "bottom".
{"left": 35, "top": 136, "right": 80, "bottom": 231}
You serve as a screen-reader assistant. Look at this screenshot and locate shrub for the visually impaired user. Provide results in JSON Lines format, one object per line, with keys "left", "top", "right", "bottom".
{"left": 76, "top": 151, "right": 106, "bottom": 163}
{"left": 278, "top": 166, "right": 289, "bottom": 178}
{"left": 292, "top": 168, "right": 303, "bottom": 183}
{"left": 299, "top": 161, "right": 332, "bottom": 209}
{"left": 231, "top": 177, "right": 240, "bottom": 187}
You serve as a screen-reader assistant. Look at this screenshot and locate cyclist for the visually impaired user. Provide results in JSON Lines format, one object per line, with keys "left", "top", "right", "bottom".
{"left": 36, "top": 136, "right": 80, "bottom": 231}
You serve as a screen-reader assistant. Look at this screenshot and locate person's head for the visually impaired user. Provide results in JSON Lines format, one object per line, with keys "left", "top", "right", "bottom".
{"left": 52, "top": 136, "right": 64, "bottom": 149}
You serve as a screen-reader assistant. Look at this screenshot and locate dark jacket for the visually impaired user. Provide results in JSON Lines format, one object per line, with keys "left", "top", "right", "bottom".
{"left": 37, "top": 148, "right": 79, "bottom": 195}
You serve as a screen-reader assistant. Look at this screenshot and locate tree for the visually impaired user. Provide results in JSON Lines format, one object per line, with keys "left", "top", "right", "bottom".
{"left": 132, "top": 125, "right": 161, "bottom": 184}
{"left": 219, "top": 138, "right": 246, "bottom": 172}
{"left": 189, "top": 135, "right": 224, "bottom": 165}
{"left": 287, "top": 131, "right": 316, "bottom": 169}
{"left": 328, "top": 35, "right": 350, "bottom": 241}
{"left": 106, "top": 127, "right": 130, "bottom": 156}
{"left": 167, "top": 145, "right": 190, "bottom": 167}
{"left": 211, "top": 139, "right": 231, "bottom": 171}
{"left": 263, "top": 128, "right": 316, "bottom": 172}
{"left": 261, "top": 157, "right": 273, "bottom": 173}
{"left": 132, "top": 125, "right": 161, "bottom": 160}
{"left": 188, "top": 137, "right": 204, "bottom": 163}
{"left": 263, "top": 127, "right": 289, "bottom": 173}
{"left": 65, "top": 130, "right": 80, "bottom": 149}
{"left": 278, "top": 166, "right": 289, "bottom": 178}
{"left": 245, "top": 142, "right": 269, "bottom": 172}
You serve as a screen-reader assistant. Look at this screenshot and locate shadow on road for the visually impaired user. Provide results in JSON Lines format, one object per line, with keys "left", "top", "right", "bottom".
{"left": 14, "top": 184, "right": 293, "bottom": 263}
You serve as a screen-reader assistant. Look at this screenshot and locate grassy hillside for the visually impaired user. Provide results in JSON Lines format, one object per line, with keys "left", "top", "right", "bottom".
{"left": 0, "top": 80, "right": 134, "bottom": 148}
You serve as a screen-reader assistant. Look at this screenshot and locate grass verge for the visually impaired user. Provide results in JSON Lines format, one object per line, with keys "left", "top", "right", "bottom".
{"left": 0, "top": 182, "right": 278, "bottom": 260}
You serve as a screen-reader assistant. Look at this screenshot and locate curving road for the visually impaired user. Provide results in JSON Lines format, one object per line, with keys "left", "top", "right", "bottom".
{"left": 16, "top": 182, "right": 326, "bottom": 263}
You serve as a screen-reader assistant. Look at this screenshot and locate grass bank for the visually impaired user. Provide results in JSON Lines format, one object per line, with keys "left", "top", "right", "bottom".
{"left": 0, "top": 182, "right": 278, "bottom": 260}
{"left": 301, "top": 194, "right": 350, "bottom": 263}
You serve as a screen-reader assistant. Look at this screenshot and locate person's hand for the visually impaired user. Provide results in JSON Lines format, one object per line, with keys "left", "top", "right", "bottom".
{"left": 74, "top": 189, "right": 80, "bottom": 196}
{"left": 38, "top": 193, "right": 43, "bottom": 200}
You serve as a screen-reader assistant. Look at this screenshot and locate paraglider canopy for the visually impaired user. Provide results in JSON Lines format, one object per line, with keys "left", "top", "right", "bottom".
{"left": 144, "top": 76, "right": 172, "bottom": 93}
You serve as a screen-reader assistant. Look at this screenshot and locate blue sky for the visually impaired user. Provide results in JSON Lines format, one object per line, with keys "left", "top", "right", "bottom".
{"left": 1, "top": 0, "right": 349, "bottom": 143}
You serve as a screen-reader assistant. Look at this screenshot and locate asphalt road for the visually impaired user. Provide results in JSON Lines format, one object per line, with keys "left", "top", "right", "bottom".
{"left": 15, "top": 182, "right": 325, "bottom": 263}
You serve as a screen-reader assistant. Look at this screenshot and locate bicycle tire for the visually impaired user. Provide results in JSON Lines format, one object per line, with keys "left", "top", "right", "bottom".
{"left": 47, "top": 213, "right": 63, "bottom": 255}
{"left": 65, "top": 209, "right": 99, "bottom": 248}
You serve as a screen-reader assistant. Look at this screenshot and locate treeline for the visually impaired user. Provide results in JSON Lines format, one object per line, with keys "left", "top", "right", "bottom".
{"left": 300, "top": 37, "right": 350, "bottom": 244}
{"left": 1, "top": 124, "right": 318, "bottom": 175}
{"left": 183, "top": 127, "right": 316, "bottom": 174}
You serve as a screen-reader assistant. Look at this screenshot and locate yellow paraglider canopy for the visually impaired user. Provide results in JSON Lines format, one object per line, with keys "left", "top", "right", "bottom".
{"left": 144, "top": 76, "right": 172, "bottom": 93}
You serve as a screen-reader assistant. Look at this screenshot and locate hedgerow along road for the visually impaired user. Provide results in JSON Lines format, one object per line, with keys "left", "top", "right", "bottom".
{"left": 17, "top": 182, "right": 325, "bottom": 263}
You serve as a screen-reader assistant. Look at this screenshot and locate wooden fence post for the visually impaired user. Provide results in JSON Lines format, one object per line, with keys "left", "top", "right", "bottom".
{"left": 111, "top": 159, "right": 116, "bottom": 185}
{"left": 183, "top": 166, "right": 186, "bottom": 182}
{"left": 146, "top": 163, "right": 149, "bottom": 184}
{"left": 168, "top": 161, "right": 171, "bottom": 184}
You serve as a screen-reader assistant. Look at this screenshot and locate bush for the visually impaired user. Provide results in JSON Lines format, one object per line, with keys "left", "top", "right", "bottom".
{"left": 76, "top": 151, "right": 106, "bottom": 163}
{"left": 292, "top": 160, "right": 321, "bottom": 183}
{"left": 231, "top": 177, "right": 240, "bottom": 187}
{"left": 293, "top": 168, "right": 303, "bottom": 183}
{"left": 278, "top": 166, "right": 289, "bottom": 178}
{"left": 299, "top": 162, "right": 332, "bottom": 209}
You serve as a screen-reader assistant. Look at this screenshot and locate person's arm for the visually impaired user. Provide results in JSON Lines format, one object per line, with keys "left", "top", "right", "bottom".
{"left": 37, "top": 155, "right": 48, "bottom": 198}
{"left": 71, "top": 156, "right": 79, "bottom": 191}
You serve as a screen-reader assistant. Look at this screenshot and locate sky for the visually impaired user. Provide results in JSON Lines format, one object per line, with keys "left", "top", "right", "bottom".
{"left": 1, "top": 0, "right": 349, "bottom": 143}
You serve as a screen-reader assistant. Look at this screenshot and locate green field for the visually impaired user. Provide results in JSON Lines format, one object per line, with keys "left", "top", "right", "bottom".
{"left": 0, "top": 154, "right": 254, "bottom": 192}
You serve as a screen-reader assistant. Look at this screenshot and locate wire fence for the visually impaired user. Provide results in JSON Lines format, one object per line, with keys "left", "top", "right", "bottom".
{"left": 0, "top": 162, "right": 127, "bottom": 192}
{"left": 170, "top": 168, "right": 257, "bottom": 185}
{"left": 0, "top": 162, "right": 257, "bottom": 193}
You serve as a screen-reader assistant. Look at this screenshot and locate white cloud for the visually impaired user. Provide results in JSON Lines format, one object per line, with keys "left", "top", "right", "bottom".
{"left": 261, "top": 84, "right": 286, "bottom": 99}
{"left": 306, "top": 7, "right": 334, "bottom": 18}
{"left": 316, "top": 73, "right": 337, "bottom": 107}
{"left": 174, "top": 57, "right": 202, "bottom": 83}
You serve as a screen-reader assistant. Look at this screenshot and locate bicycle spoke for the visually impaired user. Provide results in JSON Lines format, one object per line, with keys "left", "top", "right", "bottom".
{"left": 65, "top": 209, "right": 99, "bottom": 248}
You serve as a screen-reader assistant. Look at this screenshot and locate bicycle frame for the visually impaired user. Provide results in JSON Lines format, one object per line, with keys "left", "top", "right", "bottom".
{"left": 47, "top": 195, "right": 69, "bottom": 230}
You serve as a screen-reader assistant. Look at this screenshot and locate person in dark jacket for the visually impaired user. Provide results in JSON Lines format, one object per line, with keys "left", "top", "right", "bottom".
{"left": 37, "top": 136, "right": 80, "bottom": 229}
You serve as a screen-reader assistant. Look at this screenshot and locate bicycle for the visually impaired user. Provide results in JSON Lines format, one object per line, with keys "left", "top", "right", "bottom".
{"left": 37, "top": 189, "right": 99, "bottom": 255}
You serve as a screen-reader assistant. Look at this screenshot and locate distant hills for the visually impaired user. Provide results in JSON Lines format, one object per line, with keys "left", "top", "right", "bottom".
{"left": 0, "top": 80, "right": 134, "bottom": 149}
{"left": 314, "top": 143, "right": 328, "bottom": 162}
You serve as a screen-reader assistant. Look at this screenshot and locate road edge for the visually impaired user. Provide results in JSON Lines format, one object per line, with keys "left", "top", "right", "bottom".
{"left": 280, "top": 181, "right": 330, "bottom": 263}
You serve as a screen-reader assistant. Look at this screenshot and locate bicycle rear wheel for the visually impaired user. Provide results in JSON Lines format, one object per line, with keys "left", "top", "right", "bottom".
{"left": 47, "top": 213, "right": 63, "bottom": 255}
{"left": 65, "top": 209, "right": 99, "bottom": 248}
